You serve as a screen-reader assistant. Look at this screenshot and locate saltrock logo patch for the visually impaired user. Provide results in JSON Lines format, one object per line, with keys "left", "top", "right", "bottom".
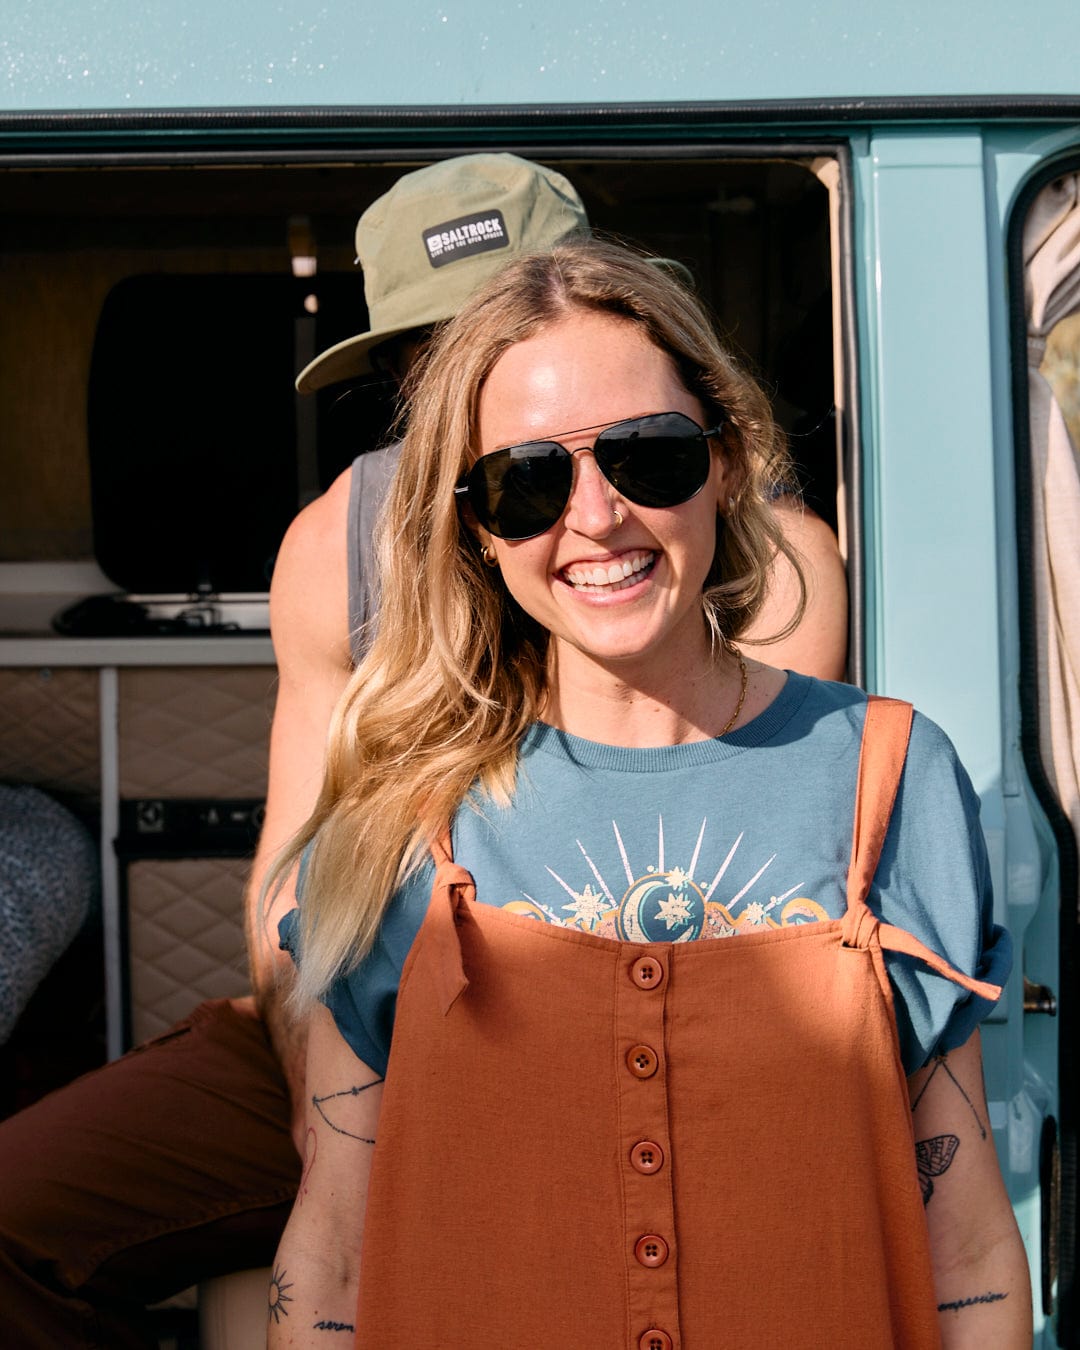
{"left": 423, "top": 209, "right": 509, "bottom": 268}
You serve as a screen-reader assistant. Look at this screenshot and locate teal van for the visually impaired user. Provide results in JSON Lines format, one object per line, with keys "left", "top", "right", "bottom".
{"left": 1, "top": 2, "right": 1078, "bottom": 1344}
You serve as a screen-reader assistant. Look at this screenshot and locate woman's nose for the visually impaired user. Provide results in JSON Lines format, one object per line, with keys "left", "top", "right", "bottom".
{"left": 562, "top": 451, "right": 620, "bottom": 537}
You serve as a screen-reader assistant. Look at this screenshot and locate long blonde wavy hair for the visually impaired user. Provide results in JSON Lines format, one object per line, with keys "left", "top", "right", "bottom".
{"left": 273, "top": 237, "right": 804, "bottom": 1006}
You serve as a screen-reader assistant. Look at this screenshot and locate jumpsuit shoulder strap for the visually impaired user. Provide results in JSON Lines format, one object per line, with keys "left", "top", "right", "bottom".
{"left": 429, "top": 825, "right": 477, "bottom": 897}
{"left": 430, "top": 825, "right": 454, "bottom": 868}
{"left": 845, "top": 694, "right": 914, "bottom": 920}
{"left": 424, "top": 824, "right": 475, "bottom": 1016}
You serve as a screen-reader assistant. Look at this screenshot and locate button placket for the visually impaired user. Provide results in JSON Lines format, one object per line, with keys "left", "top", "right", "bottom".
{"left": 615, "top": 948, "right": 680, "bottom": 1350}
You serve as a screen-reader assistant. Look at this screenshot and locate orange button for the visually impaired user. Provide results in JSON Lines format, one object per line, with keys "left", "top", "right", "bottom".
{"left": 626, "top": 1044, "right": 659, "bottom": 1079}
{"left": 630, "top": 1140, "right": 664, "bottom": 1174}
{"left": 630, "top": 954, "right": 665, "bottom": 991}
{"left": 634, "top": 1234, "right": 669, "bottom": 1267}
{"left": 639, "top": 1332, "right": 673, "bottom": 1350}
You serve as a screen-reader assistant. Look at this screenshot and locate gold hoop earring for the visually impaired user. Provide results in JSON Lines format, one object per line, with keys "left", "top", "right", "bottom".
{"left": 481, "top": 545, "right": 499, "bottom": 568}
{"left": 612, "top": 509, "right": 623, "bottom": 529}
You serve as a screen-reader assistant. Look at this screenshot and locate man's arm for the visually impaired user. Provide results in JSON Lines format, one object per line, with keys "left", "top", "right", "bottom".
{"left": 267, "top": 1003, "right": 382, "bottom": 1347}
{"left": 908, "top": 1029, "right": 1033, "bottom": 1348}
{"left": 244, "top": 467, "right": 355, "bottom": 1155}
{"left": 737, "top": 496, "right": 849, "bottom": 681}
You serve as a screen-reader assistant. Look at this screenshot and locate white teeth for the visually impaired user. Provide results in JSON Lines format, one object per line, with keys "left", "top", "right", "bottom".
{"left": 564, "top": 551, "right": 655, "bottom": 592}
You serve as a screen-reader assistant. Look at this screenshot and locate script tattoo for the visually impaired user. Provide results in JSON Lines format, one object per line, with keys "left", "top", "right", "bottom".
{"left": 938, "top": 1292, "right": 1008, "bottom": 1313}
{"left": 314, "top": 1319, "right": 356, "bottom": 1332}
{"left": 268, "top": 1266, "right": 294, "bottom": 1323}
{"left": 915, "top": 1133, "right": 960, "bottom": 1205}
{"left": 312, "top": 1076, "right": 384, "bottom": 1142}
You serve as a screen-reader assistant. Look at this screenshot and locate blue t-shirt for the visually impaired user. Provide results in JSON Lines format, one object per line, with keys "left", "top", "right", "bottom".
{"left": 281, "top": 674, "right": 1011, "bottom": 1077}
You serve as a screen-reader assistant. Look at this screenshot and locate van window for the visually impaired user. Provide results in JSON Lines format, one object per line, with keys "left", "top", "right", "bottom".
{"left": 0, "top": 153, "right": 844, "bottom": 595}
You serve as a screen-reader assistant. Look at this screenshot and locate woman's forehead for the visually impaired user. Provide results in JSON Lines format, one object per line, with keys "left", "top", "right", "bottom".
{"left": 477, "top": 312, "right": 700, "bottom": 449}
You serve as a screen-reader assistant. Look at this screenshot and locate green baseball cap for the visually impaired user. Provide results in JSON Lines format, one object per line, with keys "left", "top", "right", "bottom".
{"left": 296, "top": 153, "right": 590, "bottom": 393}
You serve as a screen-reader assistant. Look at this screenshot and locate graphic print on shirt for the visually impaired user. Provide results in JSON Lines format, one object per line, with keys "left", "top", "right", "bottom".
{"left": 499, "top": 815, "right": 829, "bottom": 942}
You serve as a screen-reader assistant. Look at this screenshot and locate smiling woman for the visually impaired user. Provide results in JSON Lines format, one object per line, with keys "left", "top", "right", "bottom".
{"left": 269, "top": 237, "right": 1029, "bottom": 1348}
{"left": 472, "top": 311, "right": 739, "bottom": 719}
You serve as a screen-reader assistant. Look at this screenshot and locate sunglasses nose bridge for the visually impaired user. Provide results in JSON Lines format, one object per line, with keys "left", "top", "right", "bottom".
{"left": 560, "top": 443, "right": 624, "bottom": 534}
{"left": 566, "top": 441, "right": 621, "bottom": 492}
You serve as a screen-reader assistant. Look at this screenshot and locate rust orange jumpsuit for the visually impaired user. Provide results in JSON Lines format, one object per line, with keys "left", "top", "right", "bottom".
{"left": 354, "top": 699, "right": 1002, "bottom": 1349}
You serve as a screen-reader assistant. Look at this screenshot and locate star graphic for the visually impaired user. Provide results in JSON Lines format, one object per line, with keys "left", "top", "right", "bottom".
{"left": 562, "top": 884, "right": 608, "bottom": 928}
{"left": 655, "top": 892, "right": 692, "bottom": 930}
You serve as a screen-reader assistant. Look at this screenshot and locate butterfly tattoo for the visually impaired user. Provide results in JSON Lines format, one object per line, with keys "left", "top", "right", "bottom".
{"left": 916, "top": 1133, "right": 960, "bottom": 1205}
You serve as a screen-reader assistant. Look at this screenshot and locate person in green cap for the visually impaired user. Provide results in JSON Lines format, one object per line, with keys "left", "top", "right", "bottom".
{"left": 0, "top": 153, "right": 845, "bottom": 1348}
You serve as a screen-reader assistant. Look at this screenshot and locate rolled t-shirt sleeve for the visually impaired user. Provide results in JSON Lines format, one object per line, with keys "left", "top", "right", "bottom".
{"left": 874, "top": 712, "right": 1012, "bottom": 1073}
{"left": 278, "top": 849, "right": 434, "bottom": 1076}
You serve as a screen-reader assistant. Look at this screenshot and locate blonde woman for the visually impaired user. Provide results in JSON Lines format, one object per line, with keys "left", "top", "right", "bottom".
{"left": 269, "top": 239, "right": 1029, "bottom": 1348}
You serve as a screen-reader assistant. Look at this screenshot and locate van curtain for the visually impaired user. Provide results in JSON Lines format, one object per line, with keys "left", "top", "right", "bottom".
{"left": 1024, "top": 171, "right": 1080, "bottom": 873}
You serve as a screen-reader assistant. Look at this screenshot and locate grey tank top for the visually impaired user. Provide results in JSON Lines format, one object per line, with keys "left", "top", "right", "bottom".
{"left": 346, "top": 442, "right": 403, "bottom": 664}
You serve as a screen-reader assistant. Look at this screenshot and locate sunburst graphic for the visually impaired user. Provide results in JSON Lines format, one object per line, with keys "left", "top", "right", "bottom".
{"left": 522, "top": 814, "right": 811, "bottom": 942}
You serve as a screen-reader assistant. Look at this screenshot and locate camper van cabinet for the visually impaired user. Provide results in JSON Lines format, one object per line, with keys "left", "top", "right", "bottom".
{"left": 0, "top": 628, "right": 275, "bottom": 1055}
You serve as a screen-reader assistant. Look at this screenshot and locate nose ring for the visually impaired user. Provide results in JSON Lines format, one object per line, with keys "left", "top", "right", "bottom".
{"left": 612, "top": 509, "right": 624, "bottom": 529}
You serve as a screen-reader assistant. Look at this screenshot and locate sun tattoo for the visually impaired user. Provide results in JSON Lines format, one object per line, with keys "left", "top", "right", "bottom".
{"left": 268, "top": 1265, "right": 294, "bottom": 1323}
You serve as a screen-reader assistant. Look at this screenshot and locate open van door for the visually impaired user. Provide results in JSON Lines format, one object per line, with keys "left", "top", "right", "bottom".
{"left": 1011, "top": 162, "right": 1080, "bottom": 1340}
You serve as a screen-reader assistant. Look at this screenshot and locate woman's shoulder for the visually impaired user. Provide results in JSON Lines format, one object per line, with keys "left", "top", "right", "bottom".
{"left": 775, "top": 675, "right": 973, "bottom": 786}
{"left": 783, "top": 674, "right": 962, "bottom": 744}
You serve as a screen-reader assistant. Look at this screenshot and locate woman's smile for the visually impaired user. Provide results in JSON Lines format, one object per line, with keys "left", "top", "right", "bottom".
{"left": 559, "top": 548, "right": 657, "bottom": 594}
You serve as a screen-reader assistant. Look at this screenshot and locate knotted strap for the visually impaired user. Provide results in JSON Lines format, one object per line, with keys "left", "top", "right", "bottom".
{"left": 425, "top": 827, "right": 475, "bottom": 1015}
{"left": 841, "top": 696, "right": 1002, "bottom": 1002}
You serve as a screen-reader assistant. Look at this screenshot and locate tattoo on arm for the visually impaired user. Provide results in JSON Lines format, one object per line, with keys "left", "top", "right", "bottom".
{"left": 915, "top": 1133, "right": 960, "bottom": 1205}
{"left": 268, "top": 1266, "right": 294, "bottom": 1323}
{"left": 298, "top": 1126, "right": 317, "bottom": 1205}
{"left": 313, "top": 1319, "right": 356, "bottom": 1332}
{"left": 312, "top": 1076, "right": 384, "bottom": 1142}
{"left": 938, "top": 1292, "right": 1008, "bottom": 1313}
{"left": 911, "top": 1053, "right": 987, "bottom": 1139}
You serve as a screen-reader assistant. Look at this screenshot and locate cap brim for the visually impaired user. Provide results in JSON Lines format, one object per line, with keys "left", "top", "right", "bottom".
{"left": 295, "top": 320, "right": 419, "bottom": 393}
{"left": 298, "top": 251, "right": 692, "bottom": 393}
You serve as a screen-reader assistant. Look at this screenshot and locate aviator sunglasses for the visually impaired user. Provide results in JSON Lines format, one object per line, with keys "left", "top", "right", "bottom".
{"left": 455, "top": 410, "right": 725, "bottom": 541}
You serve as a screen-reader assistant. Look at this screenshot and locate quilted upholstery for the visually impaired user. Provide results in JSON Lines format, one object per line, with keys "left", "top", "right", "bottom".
{"left": 0, "top": 667, "right": 100, "bottom": 802}
{"left": 118, "top": 667, "right": 276, "bottom": 797}
{"left": 126, "top": 856, "right": 252, "bottom": 1044}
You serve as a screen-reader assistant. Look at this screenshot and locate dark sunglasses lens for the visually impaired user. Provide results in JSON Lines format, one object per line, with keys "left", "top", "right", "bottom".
{"left": 469, "top": 442, "right": 572, "bottom": 540}
{"left": 597, "top": 412, "right": 711, "bottom": 507}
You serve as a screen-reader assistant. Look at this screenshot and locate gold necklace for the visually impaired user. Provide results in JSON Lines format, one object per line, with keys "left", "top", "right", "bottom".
{"left": 717, "top": 650, "right": 748, "bottom": 737}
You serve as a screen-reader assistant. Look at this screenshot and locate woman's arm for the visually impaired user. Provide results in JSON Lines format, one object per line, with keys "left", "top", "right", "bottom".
{"left": 268, "top": 1003, "right": 384, "bottom": 1348}
{"left": 908, "top": 1028, "right": 1032, "bottom": 1348}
